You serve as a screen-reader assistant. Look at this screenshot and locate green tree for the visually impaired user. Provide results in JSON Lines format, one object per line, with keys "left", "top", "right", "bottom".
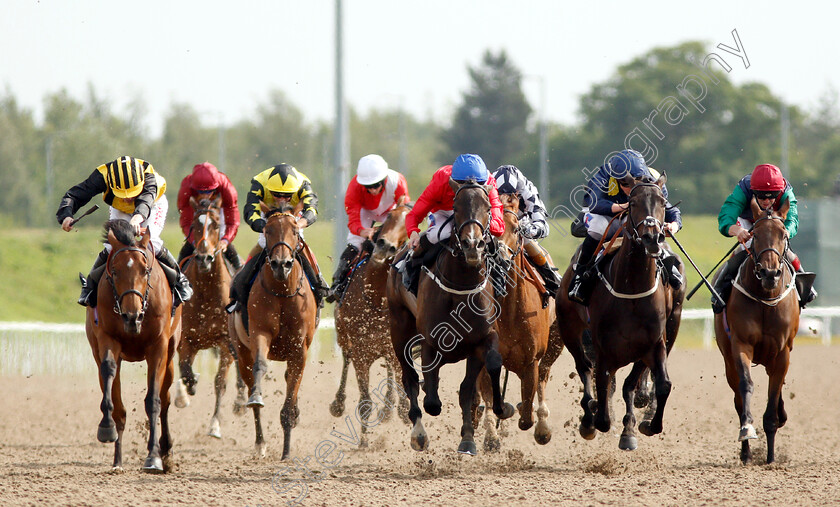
{"left": 442, "top": 50, "right": 532, "bottom": 170}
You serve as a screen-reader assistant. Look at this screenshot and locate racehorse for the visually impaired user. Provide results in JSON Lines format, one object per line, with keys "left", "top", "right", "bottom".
{"left": 174, "top": 195, "right": 247, "bottom": 438}
{"left": 330, "top": 204, "right": 411, "bottom": 446}
{"left": 714, "top": 197, "right": 799, "bottom": 464}
{"left": 555, "top": 174, "right": 685, "bottom": 450}
{"left": 387, "top": 178, "right": 505, "bottom": 455}
{"left": 475, "top": 193, "right": 558, "bottom": 450}
{"left": 85, "top": 220, "right": 181, "bottom": 472}
{"left": 229, "top": 203, "right": 319, "bottom": 460}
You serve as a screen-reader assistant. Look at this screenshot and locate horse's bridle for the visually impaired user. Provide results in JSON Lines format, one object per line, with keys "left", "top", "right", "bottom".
{"left": 626, "top": 182, "right": 665, "bottom": 247}
{"left": 450, "top": 182, "right": 491, "bottom": 254}
{"left": 748, "top": 209, "right": 789, "bottom": 280}
{"left": 191, "top": 205, "right": 223, "bottom": 259}
{"left": 262, "top": 211, "right": 305, "bottom": 298}
{"left": 105, "top": 245, "right": 153, "bottom": 316}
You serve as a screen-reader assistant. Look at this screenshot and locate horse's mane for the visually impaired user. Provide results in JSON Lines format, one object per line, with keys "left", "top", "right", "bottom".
{"left": 264, "top": 202, "right": 295, "bottom": 218}
{"left": 102, "top": 220, "right": 137, "bottom": 247}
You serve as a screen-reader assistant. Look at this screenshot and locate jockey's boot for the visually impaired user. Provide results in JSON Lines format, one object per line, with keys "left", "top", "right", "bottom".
{"left": 226, "top": 250, "right": 264, "bottom": 313}
{"left": 567, "top": 235, "right": 599, "bottom": 306}
{"left": 297, "top": 252, "right": 329, "bottom": 308}
{"left": 403, "top": 235, "right": 432, "bottom": 294}
{"left": 78, "top": 249, "right": 109, "bottom": 307}
{"left": 661, "top": 250, "right": 684, "bottom": 289}
{"left": 711, "top": 248, "right": 749, "bottom": 314}
{"left": 156, "top": 246, "right": 194, "bottom": 306}
{"left": 224, "top": 243, "right": 243, "bottom": 271}
{"left": 326, "top": 244, "right": 359, "bottom": 303}
{"left": 524, "top": 240, "right": 562, "bottom": 297}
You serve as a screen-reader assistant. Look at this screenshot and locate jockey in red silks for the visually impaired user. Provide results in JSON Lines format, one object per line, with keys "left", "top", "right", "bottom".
{"left": 326, "top": 154, "right": 410, "bottom": 303}
{"left": 176, "top": 162, "right": 243, "bottom": 270}
{"left": 400, "top": 153, "right": 505, "bottom": 292}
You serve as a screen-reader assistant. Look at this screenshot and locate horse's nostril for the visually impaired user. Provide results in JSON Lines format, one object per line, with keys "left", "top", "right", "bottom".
{"left": 388, "top": 246, "right": 397, "bottom": 254}
{"left": 377, "top": 238, "right": 386, "bottom": 248}
{"left": 477, "top": 240, "right": 486, "bottom": 250}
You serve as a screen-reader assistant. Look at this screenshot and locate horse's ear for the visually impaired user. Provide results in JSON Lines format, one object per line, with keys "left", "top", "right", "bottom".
{"left": 106, "top": 229, "right": 119, "bottom": 249}
{"left": 260, "top": 201, "right": 270, "bottom": 214}
{"left": 778, "top": 196, "right": 790, "bottom": 220}
{"left": 750, "top": 195, "right": 763, "bottom": 220}
{"left": 656, "top": 172, "right": 667, "bottom": 188}
{"left": 619, "top": 175, "right": 635, "bottom": 188}
{"left": 449, "top": 177, "right": 460, "bottom": 193}
{"left": 139, "top": 229, "right": 151, "bottom": 248}
{"left": 212, "top": 193, "right": 223, "bottom": 208}
{"left": 189, "top": 196, "right": 198, "bottom": 209}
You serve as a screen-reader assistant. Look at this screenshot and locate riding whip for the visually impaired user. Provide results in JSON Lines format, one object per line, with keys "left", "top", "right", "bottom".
{"left": 69, "top": 204, "right": 100, "bottom": 227}
{"left": 667, "top": 231, "right": 726, "bottom": 307}
{"left": 686, "top": 240, "right": 741, "bottom": 301}
{"left": 496, "top": 368, "right": 509, "bottom": 429}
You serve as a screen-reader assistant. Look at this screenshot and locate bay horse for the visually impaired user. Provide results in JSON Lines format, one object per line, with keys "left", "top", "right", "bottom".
{"left": 330, "top": 204, "right": 411, "bottom": 446}
{"left": 476, "top": 193, "right": 559, "bottom": 450}
{"left": 714, "top": 197, "right": 799, "bottom": 464}
{"left": 555, "top": 174, "right": 685, "bottom": 451}
{"left": 387, "top": 179, "right": 505, "bottom": 455}
{"left": 85, "top": 220, "right": 181, "bottom": 472}
{"left": 174, "top": 195, "right": 247, "bottom": 438}
{"left": 229, "top": 202, "right": 318, "bottom": 460}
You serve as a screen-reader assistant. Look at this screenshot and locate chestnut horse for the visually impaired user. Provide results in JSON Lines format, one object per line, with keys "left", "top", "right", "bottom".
{"left": 387, "top": 179, "right": 505, "bottom": 455}
{"left": 174, "top": 195, "right": 247, "bottom": 438}
{"left": 85, "top": 220, "right": 181, "bottom": 472}
{"left": 330, "top": 204, "right": 411, "bottom": 446}
{"left": 476, "top": 193, "right": 559, "bottom": 450}
{"left": 229, "top": 203, "right": 318, "bottom": 459}
{"left": 555, "top": 174, "right": 685, "bottom": 451}
{"left": 714, "top": 197, "right": 799, "bottom": 464}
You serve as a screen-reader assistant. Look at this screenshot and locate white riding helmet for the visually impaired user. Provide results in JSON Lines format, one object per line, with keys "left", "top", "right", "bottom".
{"left": 356, "top": 154, "right": 389, "bottom": 186}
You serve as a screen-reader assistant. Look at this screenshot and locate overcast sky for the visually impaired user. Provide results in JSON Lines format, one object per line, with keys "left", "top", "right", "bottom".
{"left": 3, "top": 0, "right": 838, "bottom": 137}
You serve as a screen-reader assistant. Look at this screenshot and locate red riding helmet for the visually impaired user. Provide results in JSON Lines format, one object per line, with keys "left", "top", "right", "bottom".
{"left": 191, "top": 162, "right": 220, "bottom": 191}
{"left": 750, "top": 164, "right": 785, "bottom": 192}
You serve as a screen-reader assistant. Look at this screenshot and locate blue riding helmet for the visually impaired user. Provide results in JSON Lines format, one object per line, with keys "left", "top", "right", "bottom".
{"left": 452, "top": 154, "right": 488, "bottom": 183}
{"left": 608, "top": 149, "right": 649, "bottom": 180}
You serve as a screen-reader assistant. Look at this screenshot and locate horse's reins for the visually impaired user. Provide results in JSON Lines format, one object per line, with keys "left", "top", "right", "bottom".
{"left": 105, "top": 245, "right": 153, "bottom": 316}
{"left": 261, "top": 211, "right": 305, "bottom": 298}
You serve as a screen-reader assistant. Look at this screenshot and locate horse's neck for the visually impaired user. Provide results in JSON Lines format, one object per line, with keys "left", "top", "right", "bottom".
{"left": 610, "top": 240, "right": 657, "bottom": 285}
{"left": 437, "top": 250, "right": 485, "bottom": 286}
{"left": 361, "top": 257, "right": 389, "bottom": 293}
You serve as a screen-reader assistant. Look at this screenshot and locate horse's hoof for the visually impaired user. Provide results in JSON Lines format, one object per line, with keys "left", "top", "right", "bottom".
{"left": 141, "top": 456, "right": 164, "bottom": 474}
{"left": 475, "top": 405, "right": 485, "bottom": 420}
{"left": 579, "top": 425, "right": 597, "bottom": 441}
{"left": 359, "top": 436, "right": 369, "bottom": 449}
{"left": 329, "top": 399, "right": 345, "bottom": 418}
{"left": 457, "top": 440, "right": 477, "bottom": 456}
{"left": 256, "top": 442, "right": 267, "bottom": 459}
{"left": 208, "top": 420, "right": 222, "bottom": 439}
{"left": 495, "top": 402, "right": 515, "bottom": 420}
{"left": 518, "top": 418, "right": 534, "bottom": 431}
{"left": 247, "top": 394, "right": 264, "bottom": 408}
{"left": 174, "top": 396, "right": 189, "bottom": 409}
{"left": 619, "top": 434, "right": 638, "bottom": 451}
{"left": 534, "top": 429, "right": 552, "bottom": 445}
{"left": 97, "top": 424, "right": 118, "bottom": 443}
{"left": 232, "top": 399, "right": 247, "bottom": 416}
{"left": 410, "top": 423, "right": 428, "bottom": 451}
{"left": 423, "top": 400, "right": 442, "bottom": 417}
{"left": 739, "top": 424, "right": 758, "bottom": 442}
{"left": 483, "top": 436, "right": 501, "bottom": 453}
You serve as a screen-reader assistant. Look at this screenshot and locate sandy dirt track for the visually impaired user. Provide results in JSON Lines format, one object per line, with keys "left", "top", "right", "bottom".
{"left": 1, "top": 343, "right": 839, "bottom": 506}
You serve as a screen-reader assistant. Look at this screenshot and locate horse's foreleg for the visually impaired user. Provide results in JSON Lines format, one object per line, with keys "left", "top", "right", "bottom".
{"left": 639, "top": 341, "right": 672, "bottom": 438}
{"left": 619, "top": 362, "right": 646, "bottom": 450}
{"left": 475, "top": 370, "right": 499, "bottom": 452}
{"left": 381, "top": 360, "right": 397, "bottom": 422}
{"left": 457, "top": 355, "right": 484, "bottom": 455}
{"left": 720, "top": 347, "right": 749, "bottom": 463}
{"left": 97, "top": 349, "right": 119, "bottom": 445}
{"left": 518, "top": 361, "right": 538, "bottom": 431}
{"left": 353, "top": 357, "right": 375, "bottom": 448}
{"left": 484, "top": 331, "right": 504, "bottom": 418}
{"left": 110, "top": 362, "right": 126, "bottom": 471}
{"left": 209, "top": 345, "right": 234, "bottom": 438}
{"left": 764, "top": 348, "right": 791, "bottom": 464}
{"left": 535, "top": 324, "right": 561, "bottom": 446}
{"left": 560, "top": 325, "right": 596, "bottom": 439}
{"left": 733, "top": 344, "right": 757, "bottom": 458}
{"left": 159, "top": 340, "right": 176, "bottom": 471}
{"left": 142, "top": 350, "right": 167, "bottom": 473}
{"left": 280, "top": 352, "right": 307, "bottom": 461}
{"left": 329, "top": 349, "right": 351, "bottom": 417}
{"left": 421, "top": 346, "right": 443, "bottom": 417}
{"left": 633, "top": 367, "right": 653, "bottom": 409}
{"left": 593, "top": 364, "right": 612, "bottom": 434}
{"left": 247, "top": 332, "right": 270, "bottom": 408}
{"left": 178, "top": 341, "right": 199, "bottom": 397}
{"left": 229, "top": 337, "right": 248, "bottom": 416}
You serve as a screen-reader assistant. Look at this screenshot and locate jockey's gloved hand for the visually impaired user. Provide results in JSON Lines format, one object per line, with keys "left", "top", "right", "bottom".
{"left": 251, "top": 218, "right": 266, "bottom": 233}
{"left": 521, "top": 220, "right": 547, "bottom": 240}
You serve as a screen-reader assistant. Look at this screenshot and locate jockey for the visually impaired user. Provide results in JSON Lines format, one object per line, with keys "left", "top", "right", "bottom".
{"left": 401, "top": 154, "right": 505, "bottom": 292}
{"left": 176, "top": 162, "right": 243, "bottom": 270}
{"left": 492, "top": 164, "right": 562, "bottom": 297}
{"left": 57, "top": 156, "right": 193, "bottom": 307}
{"left": 325, "top": 154, "right": 410, "bottom": 303}
{"left": 228, "top": 163, "right": 329, "bottom": 311}
{"left": 712, "top": 163, "right": 817, "bottom": 313}
{"left": 567, "top": 149, "right": 682, "bottom": 306}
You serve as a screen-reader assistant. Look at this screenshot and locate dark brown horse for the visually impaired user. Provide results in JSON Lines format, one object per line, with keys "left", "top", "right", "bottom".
{"left": 714, "top": 197, "right": 799, "bottom": 464}
{"left": 476, "top": 193, "right": 559, "bottom": 450}
{"left": 330, "top": 204, "right": 411, "bottom": 446}
{"left": 85, "top": 220, "right": 181, "bottom": 472}
{"left": 174, "top": 195, "right": 247, "bottom": 438}
{"left": 229, "top": 203, "right": 318, "bottom": 459}
{"left": 555, "top": 174, "right": 685, "bottom": 450}
{"left": 387, "top": 179, "right": 505, "bottom": 455}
